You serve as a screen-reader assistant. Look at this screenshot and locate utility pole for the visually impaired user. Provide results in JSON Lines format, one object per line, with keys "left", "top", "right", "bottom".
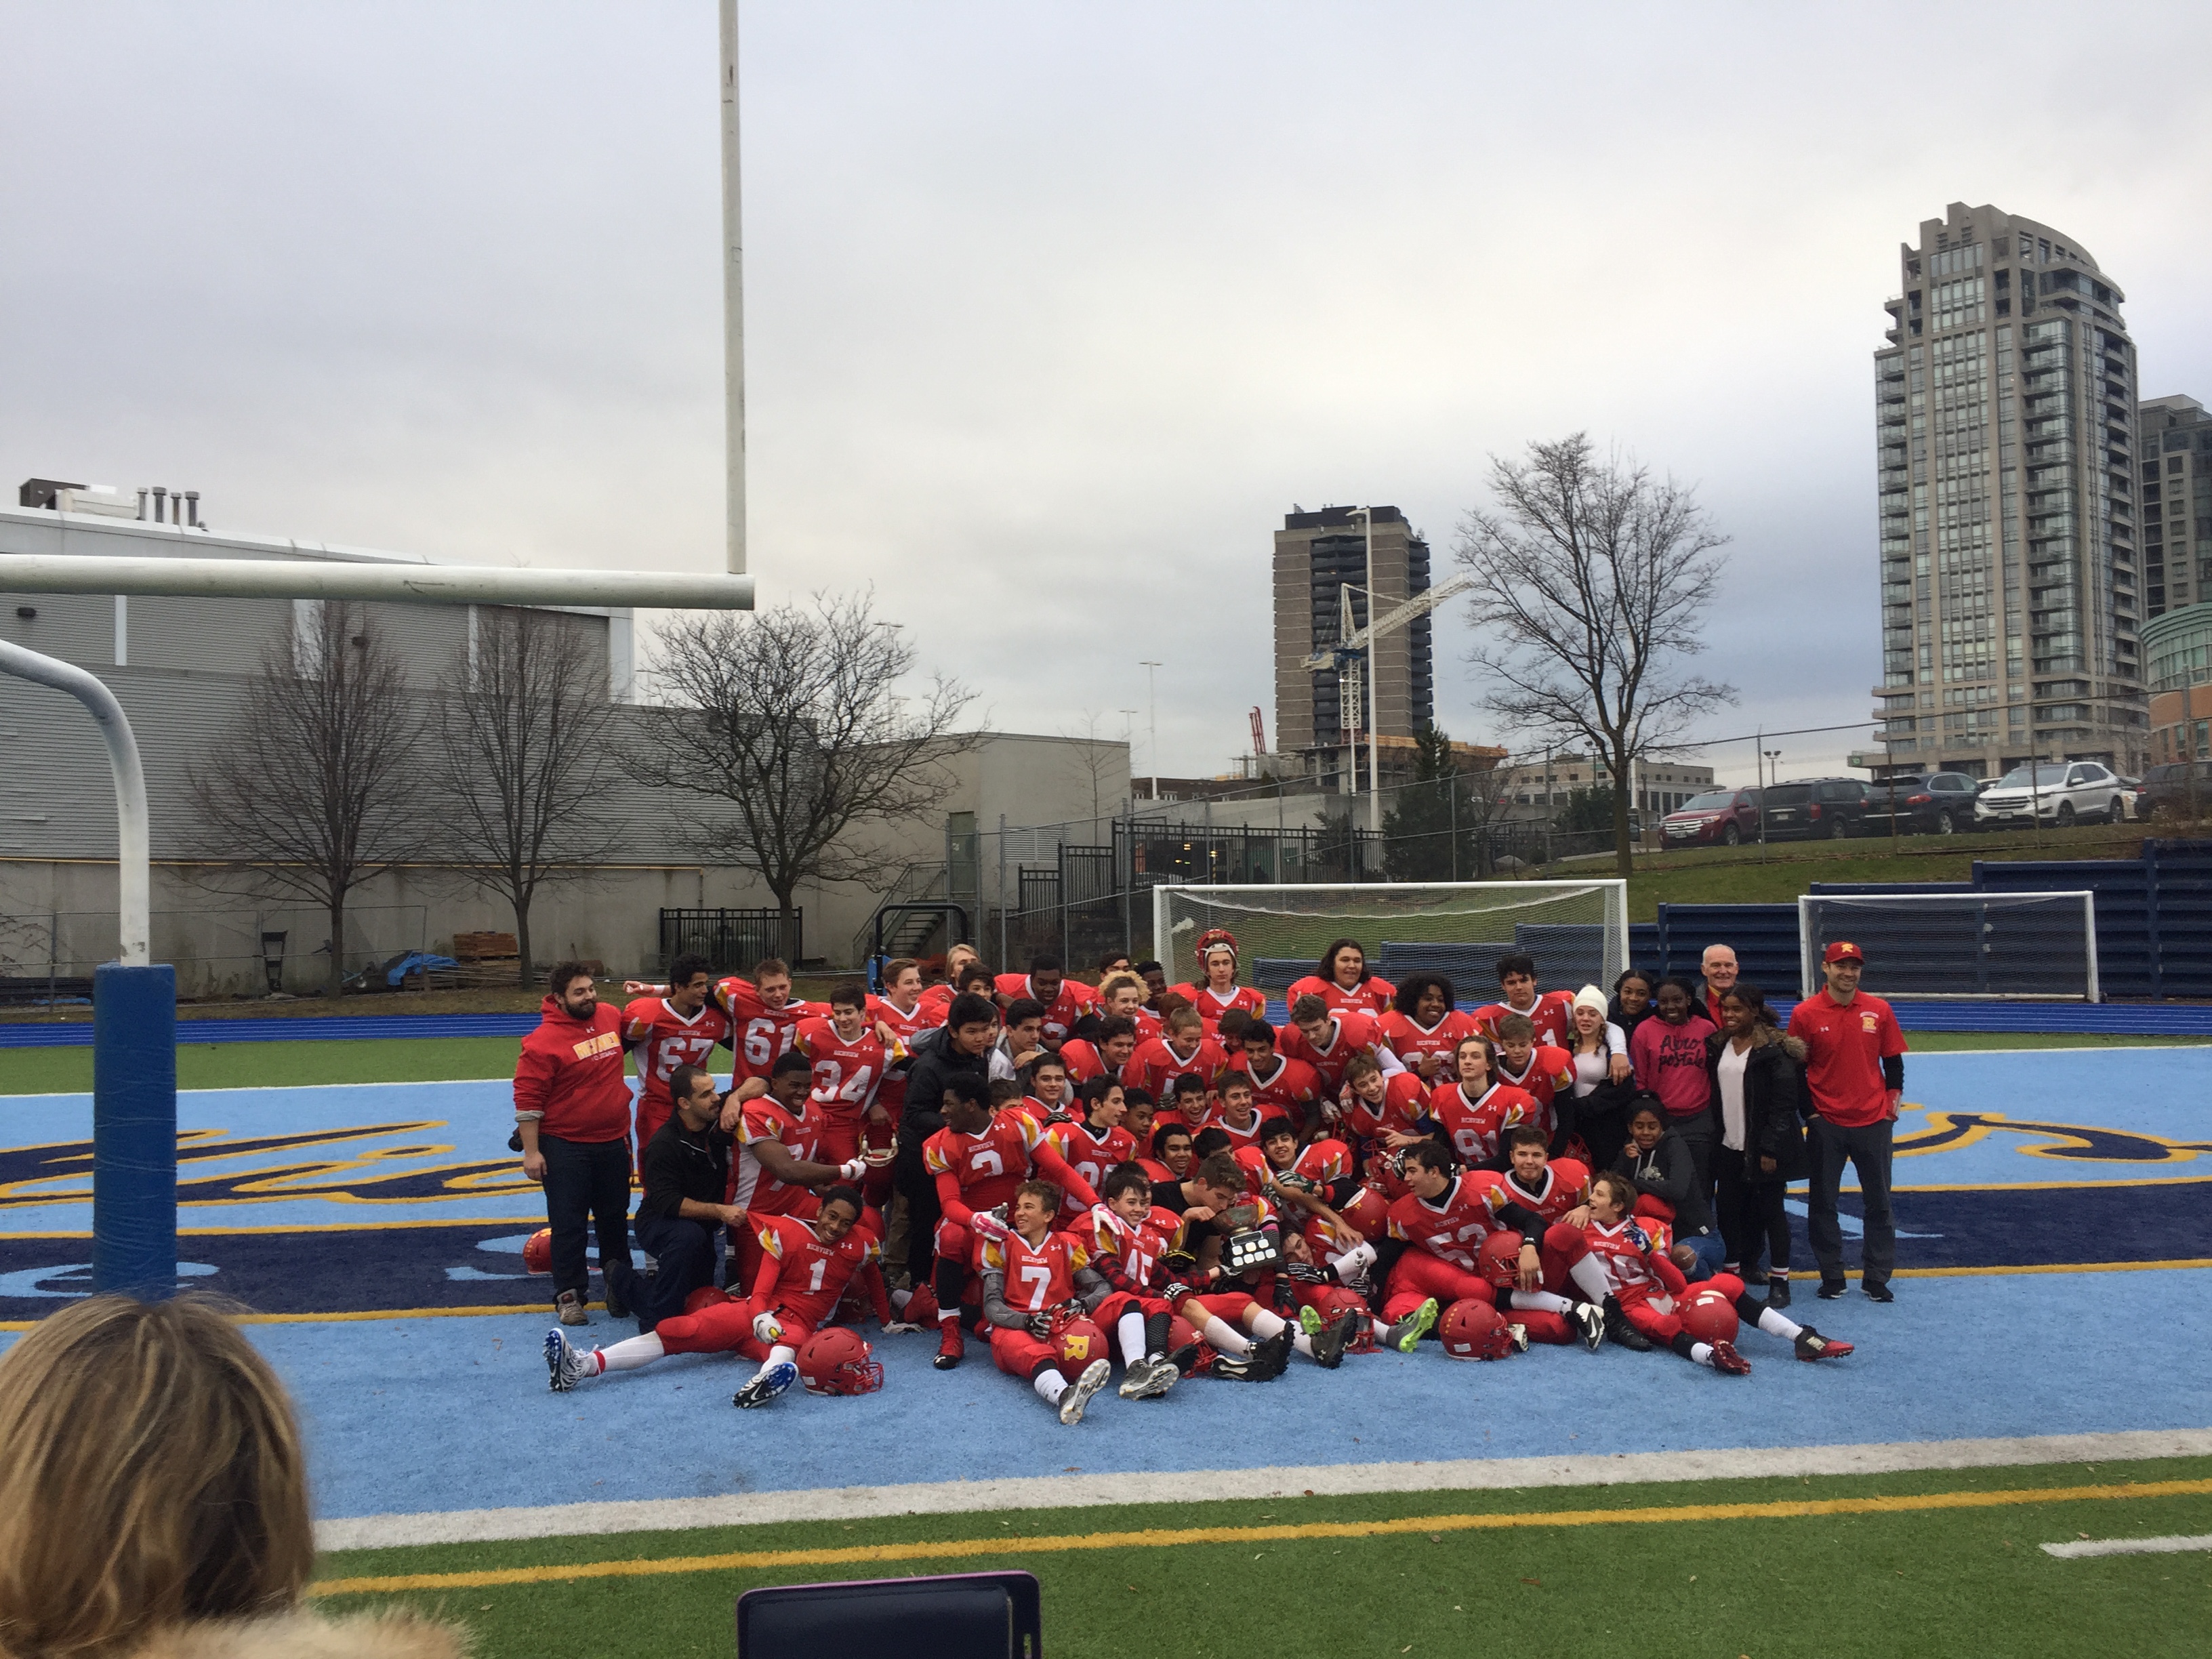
{"left": 1360, "top": 507, "right": 1380, "bottom": 834}
{"left": 718, "top": 0, "right": 746, "bottom": 575}
{"left": 1139, "top": 662, "right": 1161, "bottom": 800}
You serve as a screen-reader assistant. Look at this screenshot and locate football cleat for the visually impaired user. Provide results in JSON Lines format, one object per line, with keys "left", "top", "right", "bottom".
{"left": 1385, "top": 1297, "right": 1439, "bottom": 1353}
{"left": 1212, "top": 1351, "right": 1261, "bottom": 1381}
{"left": 733, "top": 1360, "right": 798, "bottom": 1409}
{"left": 543, "top": 1328, "right": 596, "bottom": 1393}
{"left": 1763, "top": 1278, "right": 1792, "bottom": 1311}
{"left": 1603, "top": 1303, "right": 1654, "bottom": 1351}
{"left": 1816, "top": 1279, "right": 1847, "bottom": 1300}
{"left": 1309, "top": 1308, "right": 1357, "bottom": 1370}
{"left": 1863, "top": 1282, "right": 1895, "bottom": 1303}
{"left": 1248, "top": 1329, "right": 1293, "bottom": 1380}
{"left": 1059, "top": 1357, "right": 1111, "bottom": 1425}
{"left": 1166, "top": 1341, "right": 1202, "bottom": 1377}
{"left": 1506, "top": 1322, "right": 1530, "bottom": 1353}
{"left": 1794, "top": 1326, "right": 1853, "bottom": 1361}
{"left": 1117, "top": 1355, "right": 1179, "bottom": 1400}
{"left": 933, "top": 1320, "right": 965, "bottom": 1371}
{"left": 1706, "top": 1339, "right": 1751, "bottom": 1376}
{"left": 1298, "top": 1303, "right": 1326, "bottom": 1338}
{"left": 1574, "top": 1300, "right": 1606, "bottom": 1353}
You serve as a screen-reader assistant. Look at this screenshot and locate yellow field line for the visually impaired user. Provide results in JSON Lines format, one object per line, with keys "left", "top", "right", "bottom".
{"left": 311, "top": 1477, "right": 2212, "bottom": 1597}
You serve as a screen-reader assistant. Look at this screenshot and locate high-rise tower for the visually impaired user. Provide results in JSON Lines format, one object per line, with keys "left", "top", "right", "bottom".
{"left": 1872, "top": 203, "right": 2144, "bottom": 773}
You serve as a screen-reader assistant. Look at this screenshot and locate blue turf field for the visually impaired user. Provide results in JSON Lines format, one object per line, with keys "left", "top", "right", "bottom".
{"left": 1, "top": 1048, "right": 2207, "bottom": 1523}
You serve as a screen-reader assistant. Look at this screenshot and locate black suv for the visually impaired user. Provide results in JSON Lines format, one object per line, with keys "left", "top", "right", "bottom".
{"left": 1758, "top": 778, "right": 1872, "bottom": 840}
{"left": 1860, "top": 771, "right": 1981, "bottom": 836}
{"left": 2142, "top": 760, "right": 2212, "bottom": 821}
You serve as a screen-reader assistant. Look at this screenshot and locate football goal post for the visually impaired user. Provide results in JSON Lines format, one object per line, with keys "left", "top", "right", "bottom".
{"left": 1153, "top": 880, "right": 1630, "bottom": 1004}
{"left": 1797, "top": 890, "right": 2100, "bottom": 1002}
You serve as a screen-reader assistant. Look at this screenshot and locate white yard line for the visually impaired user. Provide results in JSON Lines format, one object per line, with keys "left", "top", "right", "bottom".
{"left": 2041, "top": 1532, "right": 2212, "bottom": 1559}
{"left": 315, "top": 1426, "right": 2212, "bottom": 1552}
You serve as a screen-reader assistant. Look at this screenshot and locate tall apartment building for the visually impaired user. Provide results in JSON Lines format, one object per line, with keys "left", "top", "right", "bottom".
{"left": 1272, "top": 505, "right": 1433, "bottom": 789}
{"left": 2139, "top": 395, "right": 2212, "bottom": 620}
{"left": 1871, "top": 203, "right": 2145, "bottom": 775}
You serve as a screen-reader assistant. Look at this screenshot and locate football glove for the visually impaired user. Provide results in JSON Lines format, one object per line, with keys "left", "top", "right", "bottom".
{"left": 837, "top": 1158, "right": 869, "bottom": 1181}
{"left": 968, "top": 1208, "right": 1013, "bottom": 1244}
{"left": 751, "top": 1311, "right": 784, "bottom": 1345}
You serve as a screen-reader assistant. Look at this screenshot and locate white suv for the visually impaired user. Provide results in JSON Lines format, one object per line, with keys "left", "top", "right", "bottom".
{"left": 1973, "top": 761, "right": 2129, "bottom": 828}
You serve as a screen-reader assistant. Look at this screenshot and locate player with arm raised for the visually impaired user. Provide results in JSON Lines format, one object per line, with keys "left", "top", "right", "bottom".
{"left": 1168, "top": 929, "right": 1267, "bottom": 1033}
{"left": 620, "top": 952, "right": 731, "bottom": 1158}
{"left": 979, "top": 1180, "right": 1115, "bottom": 1424}
{"left": 921, "top": 1073, "right": 1103, "bottom": 1370}
{"left": 1287, "top": 938, "right": 1395, "bottom": 1019}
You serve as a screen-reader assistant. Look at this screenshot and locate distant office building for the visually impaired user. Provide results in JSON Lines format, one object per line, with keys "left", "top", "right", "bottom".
{"left": 1273, "top": 505, "right": 1431, "bottom": 789}
{"left": 1870, "top": 202, "right": 2145, "bottom": 775}
{"left": 2139, "top": 395, "right": 2212, "bottom": 620}
{"left": 1497, "top": 754, "right": 1714, "bottom": 813}
{"left": 2144, "top": 600, "right": 2212, "bottom": 764}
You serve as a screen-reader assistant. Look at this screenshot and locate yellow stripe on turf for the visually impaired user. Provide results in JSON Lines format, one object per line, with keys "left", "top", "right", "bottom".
{"left": 312, "top": 1477, "right": 2212, "bottom": 1597}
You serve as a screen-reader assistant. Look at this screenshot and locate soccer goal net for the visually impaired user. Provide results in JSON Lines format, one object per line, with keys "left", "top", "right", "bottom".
{"left": 1153, "top": 880, "right": 1630, "bottom": 1006}
{"left": 1797, "top": 891, "right": 2100, "bottom": 1002}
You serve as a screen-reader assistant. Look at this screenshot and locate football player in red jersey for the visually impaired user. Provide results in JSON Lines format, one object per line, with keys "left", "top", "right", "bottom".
{"left": 1127, "top": 1006, "right": 1230, "bottom": 1109}
{"left": 1097, "top": 972, "right": 1164, "bottom": 1044}
{"left": 1476, "top": 1125, "right": 1603, "bottom": 1348}
{"left": 979, "top": 1180, "right": 1115, "bottom": 1423}
{"left": 1379, "top": 973, "right": 1478, "bottom": 1084}
{"left": 1556, "top": 1173, "right": 1853, "bottom": 1370}
{"left": 1168, "top": 928, "right": 1268, "bottom": 1032}
{"left": 994, "top": 953, "right": 1098, "bottom": 1046}
{"left": 912, "top": 944, "right": 981, "bottom": 1027}
{"left": 1471, "top": 952, "right": 1576, "bottom": 1049}
{"left": 1341, "top": 1052, "right": 1429, "bottom": 1147}
{"left": 1120, "top": 1090, "right": 1158, "bottom": 1159}
{"left": 1233, "top": 1022, "right": 1322, "bottom": 1129}
{"left": 1425, "top": 1034, "right": 1536, "bottom": 1170}
{"left": 1235, "top": 1116, "right": 1363, "bottom": 1246}
{"left": 621, "top": 952, "right": 732, "bottom": 1156}
{"left": 921, "top": 1073, "right": 1101, "bottom": 1370}
{"left": 1007, "top": 1051, "right": 1073, "bottom": 1124}
{"left": 1280, "top": 992, "right": 1404, "bottom": 1105}
{"left": 866, "top": 957, "right": 933, "bottom": 1123}
{"left": 1085, "top": 1164, "right": 1195, "bottom": 1398}
{"left": 1202, "top": 1071, "right": 1273, "bottom": 1153}
{"left": 705, "top": 958, "right": 826, "bottom": 1083}
{"left": 1490, "top": 1011, "right": 1578, "bottom": 1146}
{"left": 1285, "top": 937, "right": 1396, "bottom": 1019}
{"left": 544, "top": 1185, "right": 894, "bottom": 1403}
{"left": 729, "top": 1051, "right": 871, "bottom": 1286}
{"left": 1060, "top": 1015, "right": 1139, "bottom": 1086}
{"left": 1368, "top": 1142, "right": 1504, "bottom": 1351}
{"left": 792, "top": 982, "right": 896, "bottom": 1166}
{"left": 1046, "top": 1077, "right": 1139, "bottom": 1223}
{"left": 1143, "top": 1122, "right": 1193, "bottom": 1185}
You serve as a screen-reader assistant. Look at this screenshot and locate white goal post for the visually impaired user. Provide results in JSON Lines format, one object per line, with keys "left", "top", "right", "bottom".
{"left": 1797, "top": 890, "right": 2100, "bottom": 1002}
{"left": 1152, "top": 880, "right": 1631, "bottom": 1006}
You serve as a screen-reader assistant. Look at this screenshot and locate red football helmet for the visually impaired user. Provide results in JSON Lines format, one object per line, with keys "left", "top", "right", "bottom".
{"left": 1477, "top": 1231, "right": 1523, "bottom": 1288}
{"left": 1052, "top": 1315, "right": 1107, "bottom": 1370}
{"left": 522, "top": 1228, "right": 552, "bottom": 1273}
{"left": 797, "top": 1328, "right": 884, "bottom": 1395}
{"left": 1679, "top": 1286, "right": 1740, "bottom": 1346}
{"left": 1441, "top": 1297, "right": 1517, "bottom": 1360}
{"left": 1305, "top": 1286, "right": 1377, "bottom": 1354}
{"left": 682, "top": 1284, "right": 735, "bottom": 1316}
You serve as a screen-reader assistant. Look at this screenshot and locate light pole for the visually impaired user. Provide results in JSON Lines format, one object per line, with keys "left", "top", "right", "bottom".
{"left": 1348, "top": 508, "right": 1381, "bottom": 836}
{"left": 1139, "top": 662, "right": 1162, "bottom": 800}
{"left": 718, "top": 0, "right": 745, "bottom": 577}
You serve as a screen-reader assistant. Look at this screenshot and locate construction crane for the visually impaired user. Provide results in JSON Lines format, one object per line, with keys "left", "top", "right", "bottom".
{"left": 1248, "top": 707, "right": 1267, "bottom": 755}
{"left": 1304, "top": 571, "right": 1473, "bottom": 832}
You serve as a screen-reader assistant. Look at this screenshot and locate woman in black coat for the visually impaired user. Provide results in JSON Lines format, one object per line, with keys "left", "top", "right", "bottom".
{"left": 1704, "top": 981, "right": 1809, "bottom": 1308}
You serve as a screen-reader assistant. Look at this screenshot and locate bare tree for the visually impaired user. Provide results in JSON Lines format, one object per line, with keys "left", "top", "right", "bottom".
{"left": 1062, "top": 708, "right": 1131, "bottom": 840}
{"left": 433, "top": 607, "right": 623, "bottom": 983}
{"left": 1456, "top": 434, "right": 1734, "bottom": 878}
{"left": 626, "top": 592, "right": 979, "bottom": 958}
{"left": 188, "top": 603, "right": 427, "bottom": 994}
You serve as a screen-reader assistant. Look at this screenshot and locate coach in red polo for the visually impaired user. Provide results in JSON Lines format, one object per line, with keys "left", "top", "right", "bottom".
{"left": 1788, "top": 941, "right": 1907, "bottom": 1303}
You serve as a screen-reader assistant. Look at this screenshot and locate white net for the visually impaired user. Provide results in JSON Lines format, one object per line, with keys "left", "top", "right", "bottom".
{"left": 1153, "top": 881, "right": 1629, "bottom": 1004}
{"left": 1797, "top": 891, "right": 2100, "bottom": 1001}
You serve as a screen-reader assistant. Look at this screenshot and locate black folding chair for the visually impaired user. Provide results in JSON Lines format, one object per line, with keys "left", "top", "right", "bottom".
{"left": 737, "top": 1571, "right": 1041, "bottom": 1659}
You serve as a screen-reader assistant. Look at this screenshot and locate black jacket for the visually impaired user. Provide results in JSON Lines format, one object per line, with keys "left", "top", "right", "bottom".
{"left": 893, "top": 1031, "right": 991, "bottom": 1187}
{"left": 1612, "top": 1125, "right": 1715, "bottom": 1239}
{"left": 1703, "top": 1025, "right": 1810, "bottom": 1183}
{"left": 1607, "top": 994, "right": 1656, "bottom": 1044}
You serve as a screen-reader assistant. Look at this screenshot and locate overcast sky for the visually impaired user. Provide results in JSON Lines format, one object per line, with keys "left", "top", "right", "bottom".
{"left": 8, "top": 2, "right": 2211, "bottom": 792}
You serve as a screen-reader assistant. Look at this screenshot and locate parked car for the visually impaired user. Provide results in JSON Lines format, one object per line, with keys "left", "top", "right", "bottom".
{"left": 1973, "top": 760, "right": 2130, "bottom": 828}
{"left": 1660, "top": 787, "right": 1763, "bottom": 847}
{"left": 2116, "top": 775, "right": 2147, "bottom": 820}
{"left": 1859, "top": 771, "right": 1982, "bottom": 837}
{"left": 2141, "top": 760, "right": 2212, "bottom": 821}
{"left": 1757, "top": 778, "right": 1873, "bottom": 840}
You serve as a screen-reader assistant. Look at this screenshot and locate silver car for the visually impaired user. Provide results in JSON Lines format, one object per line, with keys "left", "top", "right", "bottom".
{"left": 1973, "top": 761, "right": 2129, "bottom": 828}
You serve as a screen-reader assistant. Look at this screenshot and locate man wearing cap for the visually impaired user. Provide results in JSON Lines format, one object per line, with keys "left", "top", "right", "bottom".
{"left": 1787, "top": 941, "right": 1907, "bottom": 1303}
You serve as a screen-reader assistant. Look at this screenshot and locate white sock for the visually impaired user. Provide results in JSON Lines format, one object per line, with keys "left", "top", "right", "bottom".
{"left": 1567, "top": 1255, "right": 1612, "bottom": 1305}
{"left": 1117, "top": 1311, "right": 1148, "bottom": 1365}
{"left": 1370, "top": 1315, "right": 1393, "bottom": 1340}
{"left": 766, "top": 1343, "right": 797, "bottom": 1369}
{"left": 1511, "top": 1289, "right": 1573, "bottom": 1315}
{"left": 1033, "top": 1368, "right": 1069, "bottom": 1405}
{"left": 1202, "top": 1315, "right": 1252, "bottom": 1356}
{"left": 596, "top": 1333, "right": 665, "bottom": 1374}
{"left": 1756, "top": 1307, "right": 1802, "bottom": 1341}
{"left": 937, "top": 1308, "right": 958, "bottom": 1324}
{"left": 1690, "top": 1341, "right": 1715, "bottom": 1368}
{"left": 1248, "top": 1309, "right": 1287, "bottom": 1338}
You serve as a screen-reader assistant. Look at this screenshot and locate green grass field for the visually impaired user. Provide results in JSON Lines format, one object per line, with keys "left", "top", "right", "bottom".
{"left": 315, "top": 1456, "right": 2212, "bottom": 1658}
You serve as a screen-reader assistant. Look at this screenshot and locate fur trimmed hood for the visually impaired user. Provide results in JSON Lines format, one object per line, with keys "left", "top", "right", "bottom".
{"left": 1707, "top": 1024, "right": 1807, "bottom": 1063}
{"left": 125, "top": 1609, "right": 467, "bottom": 1659}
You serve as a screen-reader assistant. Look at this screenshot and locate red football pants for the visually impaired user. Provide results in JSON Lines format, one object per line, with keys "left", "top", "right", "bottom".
{"left": 1381, "top": 1252, "right": 1494, "bottom": 1322}
{"left": 652, "top": 1296, "right": 817, "bottom": 1361}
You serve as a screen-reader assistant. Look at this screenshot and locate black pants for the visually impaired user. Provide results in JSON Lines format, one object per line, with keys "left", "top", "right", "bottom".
{"left": 539, "top": 1132, "right": 634, "bottom": 1307}
{"left": 897, "top": 1158, "right": 942, "bottom": 1285}
{"left": 1672, "top": 1109, "right": 1719, "bottom": 1215}
{"left": 1561, "top": 1094, "right": 1627, "bottom": 1173}
{"left": 631, "top": 1212, "right": 718, "bottom": 1333}
{"left": 1713, "top": 1145, "right": 1790, "bottom": 1277}
{"left": 1805, "top": 1116, "right": 1896, "bottom": 1287}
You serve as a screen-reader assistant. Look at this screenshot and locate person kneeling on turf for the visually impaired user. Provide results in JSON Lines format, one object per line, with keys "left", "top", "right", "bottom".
{"left": 977, "top": 1181, "right": 1115, "bottom": 1425}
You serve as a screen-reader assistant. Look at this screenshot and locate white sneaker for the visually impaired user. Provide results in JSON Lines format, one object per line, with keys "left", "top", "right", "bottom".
{"left": 544, "top": 1328, "right": 596, "bottom": 1392}
{"left": 1059, "top": 1357, "right": 1112, "bottom": 1424}
{"left": 734, "top": 1360, "right": 798, "bottom": 1410}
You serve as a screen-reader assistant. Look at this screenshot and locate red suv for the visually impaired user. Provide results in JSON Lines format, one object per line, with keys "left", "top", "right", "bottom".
{"left": 1660, "top": 787, "right": 1763, "bottom": 847}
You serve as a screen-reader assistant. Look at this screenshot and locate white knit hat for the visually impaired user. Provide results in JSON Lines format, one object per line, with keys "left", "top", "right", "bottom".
{"left": 1572, "top": 984, "right": 1607, "bottom": 1016}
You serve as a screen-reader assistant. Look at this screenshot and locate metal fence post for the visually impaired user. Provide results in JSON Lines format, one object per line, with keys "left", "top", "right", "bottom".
{"left": 997, "top": 813, "right": 1008, "bottom": 967}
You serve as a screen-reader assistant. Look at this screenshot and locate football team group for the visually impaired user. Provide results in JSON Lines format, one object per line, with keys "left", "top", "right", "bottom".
{"left": 518, "top": 928, "right": 1904, "bottom": 1423}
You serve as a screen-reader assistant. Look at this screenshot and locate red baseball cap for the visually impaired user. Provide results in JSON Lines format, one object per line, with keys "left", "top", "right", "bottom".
{"left": 1823, "top": 941, "right": 1864, "bottom": 964}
